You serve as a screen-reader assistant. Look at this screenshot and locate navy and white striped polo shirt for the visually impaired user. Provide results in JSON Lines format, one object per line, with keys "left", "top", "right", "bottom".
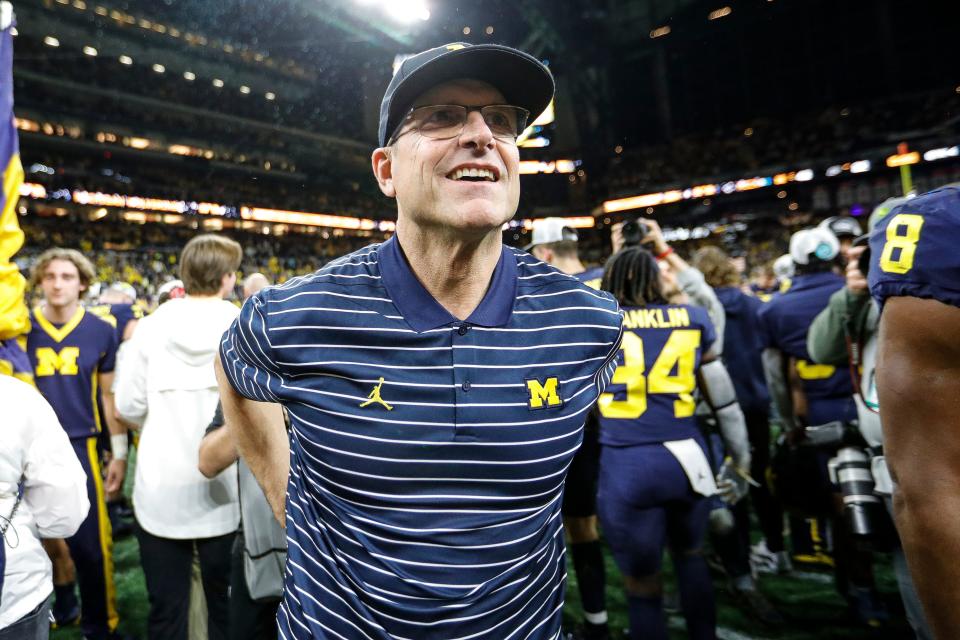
{"left": 220, "top": 236, "right": 623, "bottom": 640}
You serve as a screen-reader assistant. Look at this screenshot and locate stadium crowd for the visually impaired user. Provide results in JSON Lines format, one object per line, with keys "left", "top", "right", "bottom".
{"left": 605, "top": 86, "right": 960, "bottom": 195}
{"left": 15, "top": 216, "right": 376, "bottom": 302}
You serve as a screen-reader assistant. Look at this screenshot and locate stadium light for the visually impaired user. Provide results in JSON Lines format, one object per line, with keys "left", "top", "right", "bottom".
{"left": 265, "top": 92, "right": 276, "bottom": 100}
{"left": 183, "top": 71, "right": 196, "bottom": 80}
{"left": 83, "top": 46, "right": 97, "bottom": 56}
{"left": 708, "top": 6, "right": 732, "bottom": 20}
{"left": 43, "top": 36, "right": 60, "bottom": 47}
{"left": 152, "top": 63, "right": 165, "bottom": 73}
{"left": 212, "top": 78, "right": 224, "bottom": 87}
{"left": 357, "top": 0, "right": 430, "bottom": 23}
{"left": 650, "top": 26, "right": 670, "bottom": 39}
{"left": 924, "top": 146, "right": 959, "bottom": 161}
{"left": 239, "top": 85, "right": 251, "bottom": 94}
{"left": 119, "top": 55, "right": 133, "bottom": 65}
{"left": 886, "top": 151, "right": 920, "bottom": 167}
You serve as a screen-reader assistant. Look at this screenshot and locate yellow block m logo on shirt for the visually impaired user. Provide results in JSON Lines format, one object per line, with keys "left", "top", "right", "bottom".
{"left": 526, "top": 377, "right": 562, "bottom": 410}
{"left": 35, "top": 347, "right": 81, "bottom": 376}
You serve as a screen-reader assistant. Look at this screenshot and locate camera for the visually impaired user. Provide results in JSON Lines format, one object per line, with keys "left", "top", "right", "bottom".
{"left": 621, "top": 219, "right": 650, "bottom": 247}
{"left": 857, "top": 245, "right": 870, "bottom": 278}
{"left": 828, "top": 446, "right": 883, "bottom": 538}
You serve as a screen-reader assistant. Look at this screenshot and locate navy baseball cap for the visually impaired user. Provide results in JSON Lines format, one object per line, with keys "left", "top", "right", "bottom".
{"left": 378, "top": 42, "right": 555, "bottom": 147}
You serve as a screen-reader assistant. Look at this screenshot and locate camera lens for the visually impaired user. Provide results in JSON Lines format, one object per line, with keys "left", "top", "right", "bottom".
{"left": 832, "top": 447, "right": 883, "bottom": 537}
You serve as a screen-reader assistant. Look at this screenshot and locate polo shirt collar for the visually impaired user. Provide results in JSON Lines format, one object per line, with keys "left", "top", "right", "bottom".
{"left": 378, "top": 235, "right": 517, "bottom": 333}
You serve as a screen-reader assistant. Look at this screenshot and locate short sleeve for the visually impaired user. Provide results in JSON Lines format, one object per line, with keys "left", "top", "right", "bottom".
{"left": 99, "top": 321, "right": 118, "bottom": 373}
{"left": 869, "top": 186, "right": 960, "bottom": 310}
{"left": 219, "top": 290, "right": 283, "bottom": 403}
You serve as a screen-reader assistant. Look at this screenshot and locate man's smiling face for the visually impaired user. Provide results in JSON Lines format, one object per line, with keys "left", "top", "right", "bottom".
{"left": 374, "top": 79, "right": 521, "bottom": 237}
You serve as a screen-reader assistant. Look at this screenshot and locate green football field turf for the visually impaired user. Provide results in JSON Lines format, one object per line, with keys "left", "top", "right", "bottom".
{"left": 50, "top": 530, "right": 911, "bottom": 639}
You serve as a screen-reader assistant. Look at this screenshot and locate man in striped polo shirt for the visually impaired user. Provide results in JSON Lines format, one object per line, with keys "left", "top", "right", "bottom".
{"left": 217, "top": 42, "right": 623, "bottom": 639}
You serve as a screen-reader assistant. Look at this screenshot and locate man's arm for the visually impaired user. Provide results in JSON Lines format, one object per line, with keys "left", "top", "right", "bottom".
{"left": 115, "top": 333, "right": 148, "bottom": 426}
{"left": 215, "top": 352, "right": 288, "bottom": 526}
{"left": 198, "top": 403, "right": 239, "bottom": 479}
{"left": 198, "top": 426, "right": 239, "bottom": 479}
{"left": 877, "top": 296, "right": 960, "bottom": 638}
{"left": 640, "top": 218, "right": 726, "bottom": 353}
{"left": 762, "top": 347, "right": 798, "bottom": 433}
{"left": 808, "top": 245, "right": 873, "bottom": 366}
{"left": 698, "top": 356, "right": 752, "bottom": 503}
{"left": 98, "top": 370, "right": 127, "bottom": 496}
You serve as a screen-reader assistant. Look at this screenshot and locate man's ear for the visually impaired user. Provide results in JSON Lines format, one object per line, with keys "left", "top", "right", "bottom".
{"left": 220, "top": 272, "right": 235, "bottom": 297}
{"left": 371, "top": 147, "right": 396, "bottom": 198}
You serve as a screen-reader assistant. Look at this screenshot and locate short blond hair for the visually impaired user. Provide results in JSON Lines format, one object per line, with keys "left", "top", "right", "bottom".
{"left": 30, "top": 248, "right": 96, "bottom": 290}
{"left": 692, "top": 246, "right": 740, "bottom": 288}
{"left": 179, "top": 234, "right": 243, "bottom": 295}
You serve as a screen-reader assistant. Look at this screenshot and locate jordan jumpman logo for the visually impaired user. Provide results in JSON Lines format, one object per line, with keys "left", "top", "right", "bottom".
{"left": 360, "top": 376, "right": 393, "bottom": 410}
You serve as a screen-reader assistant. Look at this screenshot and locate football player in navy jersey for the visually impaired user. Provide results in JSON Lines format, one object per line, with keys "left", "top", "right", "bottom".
{"left": 26, "top": 248, "right": 128, "bottom": 640}
{"left": 692, "top": 246, "right": 785, "bottom": 623}
{"left": 88, "top": 282, "right": 143, "bottom": 345}
{"left": 596, "top": 247, "right": 751, "bottom": 640}
{"left": 527, "top": 217, "right": 608, "bottom": 639}
{"left": 870, "top": 185, "right": 960, "bottom": 638}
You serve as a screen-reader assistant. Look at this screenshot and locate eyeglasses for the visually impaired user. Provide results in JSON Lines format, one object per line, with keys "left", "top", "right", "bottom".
{"left": 389, "top": 104, "right": 530, "bottom": 144}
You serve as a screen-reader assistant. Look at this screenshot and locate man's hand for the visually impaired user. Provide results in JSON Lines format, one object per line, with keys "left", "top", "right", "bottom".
{"left": 610, "top": 221, "right": 625, "bottom": 255}
{"left": 784, "top": 426, "right": 807, "bottom": 447}
{"left": 716, "top": 459, "right": 755, "bottom": 504}
{"left": 845, "top": 245, "right": 868, "bottom": 296}
{"left": 104, "top": 458, "right": 126, "bottom": 499}
{"left": 639, "top": 218, "right": 669, "bottom": 255}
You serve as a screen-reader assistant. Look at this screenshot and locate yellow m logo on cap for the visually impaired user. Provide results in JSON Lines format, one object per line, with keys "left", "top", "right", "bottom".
{"left": 446, "top": 44, "right": 466, "bottom": 51}
{"left": 526, "top": 377, "right": 562, "bottom": 410}
{"left": 35, "top": 347, "right": 81, "bottom": 377}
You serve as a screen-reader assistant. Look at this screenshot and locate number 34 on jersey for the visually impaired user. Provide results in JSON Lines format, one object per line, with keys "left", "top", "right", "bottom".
{"left": 597, "top": 304, "right": 716, "bottom": 441}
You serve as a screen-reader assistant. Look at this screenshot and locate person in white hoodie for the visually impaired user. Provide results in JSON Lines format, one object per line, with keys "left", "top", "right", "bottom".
{"left": 115, "top": 234, "right": 243, "bottom": 640}
{"left": 0, "top": 375, "right": 89, "bottom": 639}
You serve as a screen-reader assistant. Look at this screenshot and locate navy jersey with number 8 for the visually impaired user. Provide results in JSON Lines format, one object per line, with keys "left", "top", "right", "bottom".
{"left": 598, "top": 303, "right": 716, "bottom": 446}
{"left": 869, "top": 185, "right": 960, "bottom": 310}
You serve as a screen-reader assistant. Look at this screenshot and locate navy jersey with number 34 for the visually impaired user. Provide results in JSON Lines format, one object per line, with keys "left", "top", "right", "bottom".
{"left": 598, "top": 303, "right": 716, "bottom": 446}
{"left": 869, "top": 185, "right": 960, "bottom": 310}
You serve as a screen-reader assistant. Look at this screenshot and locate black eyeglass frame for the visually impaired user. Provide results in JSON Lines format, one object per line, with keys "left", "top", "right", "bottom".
{"left": 387, "top": 103, "right": 531, "bottom": 146}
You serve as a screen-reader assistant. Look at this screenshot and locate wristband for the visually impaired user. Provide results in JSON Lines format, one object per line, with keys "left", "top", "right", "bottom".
{"left": 656, "top": 247, "right": 674, "bottom": 260}
{"left": 110, "top": 434, "right": 129, "bottom": 461}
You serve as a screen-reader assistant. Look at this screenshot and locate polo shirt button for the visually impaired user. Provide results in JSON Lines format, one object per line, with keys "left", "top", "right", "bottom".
{"left": 457, "top": 324, "right": 469, "bottom": 336}
{"left": 462, "top": 379, "right": 471, "bottom": 392}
